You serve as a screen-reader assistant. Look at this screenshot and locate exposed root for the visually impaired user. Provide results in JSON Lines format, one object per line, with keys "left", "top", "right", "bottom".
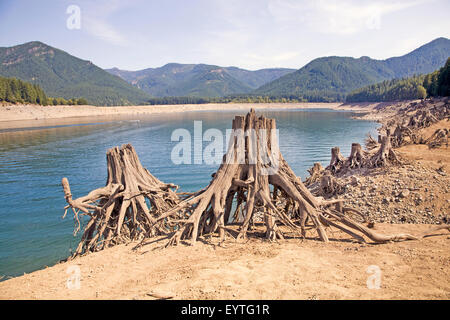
{"left": 62, "top": 144, "right": 180, "bottom": 257}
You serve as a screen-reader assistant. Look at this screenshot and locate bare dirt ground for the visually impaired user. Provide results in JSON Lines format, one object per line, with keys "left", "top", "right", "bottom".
{"left": 0, "top": 223, "right": 449, "bottom": 300}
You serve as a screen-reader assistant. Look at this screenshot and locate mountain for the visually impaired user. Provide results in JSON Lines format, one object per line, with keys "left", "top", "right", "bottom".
{"left": 106, "top": 64, "right": 295, "bottom": 98}
{"left": 0, "top": 41, "right": 151, "bottom": 105}
{"left": 255, "top": 37, "right": 450, "bottom": 101}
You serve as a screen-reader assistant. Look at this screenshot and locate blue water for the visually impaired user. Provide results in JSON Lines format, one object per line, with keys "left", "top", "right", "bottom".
{"left": 0, "top": 109, "right": 378, "bottom": 279}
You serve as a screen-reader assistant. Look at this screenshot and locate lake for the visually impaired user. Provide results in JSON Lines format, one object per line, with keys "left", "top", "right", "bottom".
{"left": 0, "top": 108, "right": 378, "bottom": 279}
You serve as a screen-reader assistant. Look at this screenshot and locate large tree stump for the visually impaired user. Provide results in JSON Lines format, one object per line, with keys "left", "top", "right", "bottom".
{"left": 348, "top": 143, "right": 365, "bottom": 168}
{"left": 327, "top": 147, "right": 346, "bottom": 173}
{"left": 62, "top": 144, "right": 180, "bottom": 257}
{"left": 369, "top": 130, "right": 400, "bottom": 167}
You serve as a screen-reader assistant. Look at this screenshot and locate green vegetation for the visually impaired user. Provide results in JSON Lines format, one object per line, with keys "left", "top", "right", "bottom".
{"left": 424, "top": 57, "right": 450, "bottom": 97}
{"left": 107, "top": 64, "right": 295, "bottom": 98}
{"left": 345, "top": 76, "right": 427, "bottom": 102}
{"left": 0, "top": 75, "right": 89, "bottom": 105}
{"left": 0, "top": 41, "right": 151, "bottom": 106}
{"left": 0, "top": 76, "right": 48, "bottom": 104}
{"left": 346, "top": 57, "right": 450, "bottom": 102}
{"left": 146, "top": 95, "right": 306, "bottom": 105}
{"left": 255, "top": 37, "right": 450, "bottom": 102}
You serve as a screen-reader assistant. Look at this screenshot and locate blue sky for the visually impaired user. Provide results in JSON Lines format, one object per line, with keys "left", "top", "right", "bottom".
{"left": 1, "top": 0, "right": 449, "bottom": 71}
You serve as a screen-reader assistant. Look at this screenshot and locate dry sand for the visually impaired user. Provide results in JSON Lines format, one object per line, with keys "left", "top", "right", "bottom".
{"left": 0, "top": 223, "right": 448, "bottom": 300}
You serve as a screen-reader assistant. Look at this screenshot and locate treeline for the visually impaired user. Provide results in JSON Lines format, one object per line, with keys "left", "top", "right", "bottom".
{"left": 0, "top": 76, "right": 88, "bottom": 105}
{"left": 346, "top": 57, "right": 450, "bottom": 102}
{"left": 146, "top": 94, "right": 343, "bottom": 105}
{"left": 423, "top": 57, "right": 450, "bottom": 96}
{"left": 0, "top": 76, "right": 47, "bottom": 105}
{"left": 345, "top": 76, "right": 427, "bottom": 102}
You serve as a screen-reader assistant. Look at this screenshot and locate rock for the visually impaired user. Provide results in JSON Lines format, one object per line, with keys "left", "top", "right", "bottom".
{"left": 350, "top": 176, "right": 359, "bottom": 186}
{"left": 399, "top": 189, "right": 410, "bottom": 198}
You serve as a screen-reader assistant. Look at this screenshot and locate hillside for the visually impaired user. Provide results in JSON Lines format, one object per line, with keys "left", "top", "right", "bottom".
{"left": 107, "top": 64, "right": 295, "bottom": 97}
{"left": 255, "top": 37, "right": 450, "bottom": 101}
{"left": 0, "top": 41, "right": 151, "bottom": 106}
{"left": 346, "top": 56, "right": 450, "bottom": 102}
{"left": 345, "top": 76, "right": 426, "bottom": 102}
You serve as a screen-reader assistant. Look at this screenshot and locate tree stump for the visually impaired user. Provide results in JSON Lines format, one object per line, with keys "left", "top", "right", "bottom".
{"left": 327, "top": 147, "right": 346, "bottom": 173}
{"left": 304, "top": 162, "right": 325, "bottom": 186}
{"left": 348, "top": 143, "right": 365, "bottom": 168}
{"left": 369, "top": 130, "right": 400, "bottom": 167}
{"left": 62, "top": 144, "right": 180, "bottom": 257}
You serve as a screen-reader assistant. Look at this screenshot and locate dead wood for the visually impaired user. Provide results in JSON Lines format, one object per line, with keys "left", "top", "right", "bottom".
{"left": 62, "top": 144, "right": 180, "bottom": 257}
{"left": 304, "top": 162, "right": 325, "bottom": 186}
{"left": 368, "top": 130, "right": 400, "bottom": 167}
{"left": 327, "top": 147, "right": 346, "bottom": 173}
{"left": 348, "top": 143, "right": 366, "bottom": 169}
{"left": 426, "top": 128, "right": 449, "bottom": 149}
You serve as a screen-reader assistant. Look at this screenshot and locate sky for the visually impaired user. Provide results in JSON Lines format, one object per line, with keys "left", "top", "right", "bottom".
{"left": 0, "top": 0, "right": 449, "bottom": 71}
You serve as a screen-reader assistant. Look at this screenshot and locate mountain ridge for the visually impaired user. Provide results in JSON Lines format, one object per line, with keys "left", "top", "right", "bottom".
{"left": 1, "top": 37, "right": 449, "bottom": 104}
{"left": 106, "top": 64, "right": 295, "bottom": 98}
{"left": 0, "top": 41, "right": 151, "bottom": 105}
{"left": 254, "top": 37, "right": 450, "bottom": 101}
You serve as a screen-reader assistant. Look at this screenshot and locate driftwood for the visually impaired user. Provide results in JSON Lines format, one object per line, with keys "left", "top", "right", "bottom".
{"left": 62, "top": 144, "right": 180, "bottom": 257}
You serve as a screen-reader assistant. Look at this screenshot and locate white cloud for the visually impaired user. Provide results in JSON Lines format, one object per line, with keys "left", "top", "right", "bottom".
{"left": 83, "top": 17, "right": 128, "bottom": 46}
{"left": 79, "top": 0, "right": 137, "bottom": 46}
{"left": 268, "top": 0, "right": 430, "bottom": 35}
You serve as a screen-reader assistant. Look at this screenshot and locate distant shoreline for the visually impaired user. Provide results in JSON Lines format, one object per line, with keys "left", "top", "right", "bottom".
{"left": 0, "top": 102, "right": 374, "bottom": 130}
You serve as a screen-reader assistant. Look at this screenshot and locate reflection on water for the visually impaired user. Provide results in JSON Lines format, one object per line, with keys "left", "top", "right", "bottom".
{"left": 0, "top": 109, "right": 379, "bottom": 279}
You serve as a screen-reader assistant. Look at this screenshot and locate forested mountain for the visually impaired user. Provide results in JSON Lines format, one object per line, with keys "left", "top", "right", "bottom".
{"left": 106, "top": 64, "right": 295, "bottom": 98}
{"left": 255, "top": 37, "right": 450, "bottom": 101}
{"left": 1, "top": 38, "right": 448, "bottom": 105}
{"left": 346, "top": 57, "right": 450, "bottom": 102}
{"left": 0, "top": 41, "right": 151, "bottom": 105}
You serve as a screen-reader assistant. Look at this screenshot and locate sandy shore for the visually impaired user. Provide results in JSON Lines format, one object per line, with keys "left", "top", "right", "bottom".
{"left": 0, "top": 102, "right": 369, "bottom": 130}
{"left": 1, "top": 223, "right": 448, "bottom": 300}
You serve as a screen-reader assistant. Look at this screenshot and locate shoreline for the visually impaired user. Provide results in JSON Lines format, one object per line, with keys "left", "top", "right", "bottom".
{"left": 0, "top": 102, "right": 371, "bottom": 130}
